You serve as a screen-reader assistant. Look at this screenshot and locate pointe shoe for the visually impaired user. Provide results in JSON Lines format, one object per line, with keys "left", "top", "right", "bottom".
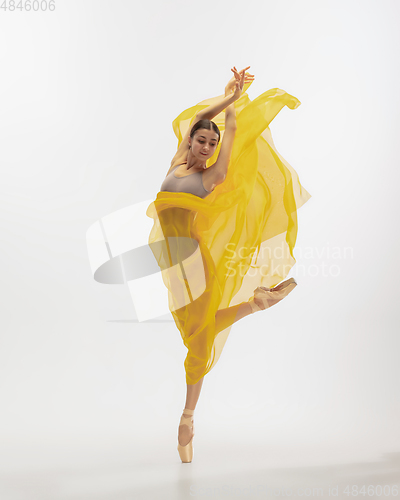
{"left": 177, "top": 408, "right": 195, "bottom": 463}
{"left": 248, "top": 278, "right": 297, "bottom": 313}
{"left": 248, "top": 286, "right": 273, "bottom": 313}
{"left": 268, "top": 277, "right": 297, "bottom": 292}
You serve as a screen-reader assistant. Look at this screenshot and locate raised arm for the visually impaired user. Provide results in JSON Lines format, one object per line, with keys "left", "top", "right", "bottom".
{"left": 224, "top": 81, "right": 237, "bottom": 129}
{"left": 168, "top": 67, "right": 254, "bottom": 176}
{"left": 197, "top": 93, "right": 237, "bottom": 121}
{"left": 207, "top": 90, "right": 237, "bottom": 181}
{"left": 206, "top": 67, "right": 254, "bottom": 180}
{"left": 197, "top": 66, "right": 254, "bottom": 122}
{"left": 169, "top": 91, "right": 236, "bottom": 170}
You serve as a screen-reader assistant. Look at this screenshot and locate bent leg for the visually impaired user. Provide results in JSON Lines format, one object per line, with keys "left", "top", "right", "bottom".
{"left": 214, "top": 301, "right": 253, "bottom": 335}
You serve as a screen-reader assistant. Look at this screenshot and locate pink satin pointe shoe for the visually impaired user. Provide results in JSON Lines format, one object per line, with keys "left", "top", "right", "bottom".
{"left": 248, "top": 278, "right": 297, "bottom": 313}
{"left": 177, "top": 408, "right": 195, "bottom": 463}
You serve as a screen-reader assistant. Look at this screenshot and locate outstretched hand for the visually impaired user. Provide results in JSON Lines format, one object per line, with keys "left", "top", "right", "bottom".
{"left": 226, "top": 66, "right": 255, "bottom": 99}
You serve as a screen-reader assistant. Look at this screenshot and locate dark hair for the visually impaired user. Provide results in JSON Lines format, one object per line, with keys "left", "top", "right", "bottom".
{"left": 190, "top": 119, "right": 220, "bottom": 144}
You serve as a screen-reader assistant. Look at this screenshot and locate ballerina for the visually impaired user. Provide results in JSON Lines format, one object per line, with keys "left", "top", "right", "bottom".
{"left": 146, "top": 65, "right": 310, "bottom": 463}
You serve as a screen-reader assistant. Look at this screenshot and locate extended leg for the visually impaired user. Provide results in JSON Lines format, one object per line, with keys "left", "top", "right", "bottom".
{"left": 178, "top": 301, "right": 253, "bottom": 446}
{"left": 184, "top": 376, "right": 204, "bottom": 412}
{"left": 179, "top": 376, "right": 204, "bottom": 446}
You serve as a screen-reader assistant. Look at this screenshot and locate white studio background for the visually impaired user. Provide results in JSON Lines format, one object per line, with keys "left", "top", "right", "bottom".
{"left": 1, "top": 0, "right": 400, "bottom": 498}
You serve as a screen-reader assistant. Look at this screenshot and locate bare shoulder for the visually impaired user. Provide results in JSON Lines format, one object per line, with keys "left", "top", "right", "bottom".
{"left": 166, "top": 113, "right": 205, "bottom": 178}
{"left": 164, "top": 154, "right": 187, "bottom": 178}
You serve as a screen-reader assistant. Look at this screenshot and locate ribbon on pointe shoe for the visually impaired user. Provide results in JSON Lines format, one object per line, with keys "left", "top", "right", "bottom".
{"left": 248, "top": 296, "right": 262, "bottom": 313}
{"left": 248, "top": 286, "right": 276, "bottom": 313}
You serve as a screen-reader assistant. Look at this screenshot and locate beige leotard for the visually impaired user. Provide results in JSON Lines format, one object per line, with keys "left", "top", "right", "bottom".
{"left": 160, "top": 164, "right": 212, "bottom": 199}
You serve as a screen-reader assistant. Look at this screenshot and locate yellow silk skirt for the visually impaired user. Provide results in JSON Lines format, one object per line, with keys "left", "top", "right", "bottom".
{"left": 146, "top": 82, "right": 312, "bottom": 385}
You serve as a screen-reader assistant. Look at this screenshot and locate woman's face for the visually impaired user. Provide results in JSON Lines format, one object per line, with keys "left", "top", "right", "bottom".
{"left": 189, "top": 128, "right": 219, "bottom": 160}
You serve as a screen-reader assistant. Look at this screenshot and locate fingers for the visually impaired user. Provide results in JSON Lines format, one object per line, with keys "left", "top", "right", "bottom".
{"left": 232, "top": 66, "right": 240, "bottom": 78}
{"left": 231, "top": 68, "right": 241, "bottom": 85}
{"left": 231, "top": 65, "right": 254, "bottom": 93}
{"left": 232, "top": 65, "right": 255, "bottom": 81}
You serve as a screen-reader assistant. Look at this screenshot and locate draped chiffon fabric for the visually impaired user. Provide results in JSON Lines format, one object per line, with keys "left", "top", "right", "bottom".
{"left": 146, "top": 81, "right": 312, "bottom": 385}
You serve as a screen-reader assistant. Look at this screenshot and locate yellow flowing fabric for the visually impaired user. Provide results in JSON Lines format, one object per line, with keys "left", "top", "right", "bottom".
{"left": 146, "top": 81, "right": 312, "bottom": 385}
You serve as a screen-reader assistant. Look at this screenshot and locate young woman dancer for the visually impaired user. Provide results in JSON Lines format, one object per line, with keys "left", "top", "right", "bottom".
{"left": 146, "top": 66, "right": 311, "bottom": 463}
